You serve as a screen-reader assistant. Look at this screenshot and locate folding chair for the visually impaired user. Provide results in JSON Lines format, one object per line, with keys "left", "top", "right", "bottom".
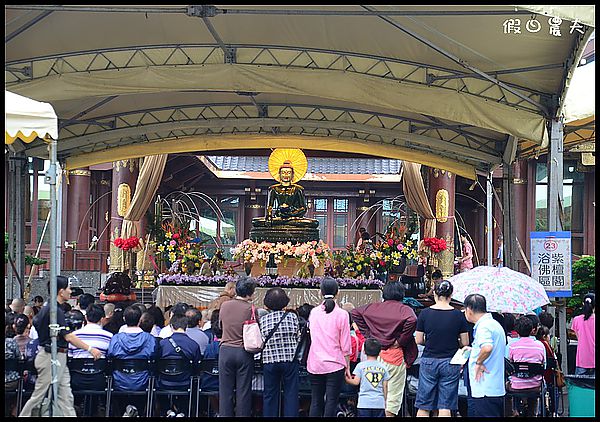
{"left": 18, "top": 358, "right": 37, "bottom": 414}
{"left": 196, "top": 358, "right": 219, "bottom": 417}
{"left": 150, "top": 358, "right": 196, "bottom": 417}
{"left": 4, "top": 358, "right": 24, "bottom": 416}
{"left": 105, "top": 358, "right": 154, "bottom": 417}
{"left": 67, "top": 357, "right": 109, "bottom": 416}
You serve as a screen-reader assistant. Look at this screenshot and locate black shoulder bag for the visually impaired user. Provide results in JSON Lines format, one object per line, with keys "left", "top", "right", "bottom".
{"left": 168, "top": 336, "right": 191, "bottom": 361}
{"left": 294, "top": 320, "right": 311, "bottom": 365}
{"left": 262, "top": 310, "right": 291, "bottom": 350}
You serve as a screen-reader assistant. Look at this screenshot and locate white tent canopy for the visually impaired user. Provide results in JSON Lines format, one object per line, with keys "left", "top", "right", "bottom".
{"left": 4, "top": 5, "right": 595, "bottom": 179}
{"left": 563, "top": 60, "right": 595, "bottom": 123}
{"left": 5, "top": 90, "right": 58, "bottom": 143}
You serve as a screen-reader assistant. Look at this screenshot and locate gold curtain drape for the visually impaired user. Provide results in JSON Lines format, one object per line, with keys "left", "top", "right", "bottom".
{"left": 121, "top": 154, "right": 168, "bottom": 239}
{"left": 402, "top": 161, "right": 436, "bottom": 239}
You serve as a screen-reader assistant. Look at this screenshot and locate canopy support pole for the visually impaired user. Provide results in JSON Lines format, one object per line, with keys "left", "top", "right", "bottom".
{"left": 547, "top": 118, "right": 568, "bottom": 374}
{"left": 486, "top": 171, "right": 493, "bottom": 266}
{"left": 7, "top": 152, "right": 26, "bottom": 298}
{"left": 15, "top": 153, "right": 26, "bottom": 296}
{"left": 46, "top": 138, "right": 60, "bottom": 416}
{"left": 502, "top": 163, "right": 516, "bottom": 269}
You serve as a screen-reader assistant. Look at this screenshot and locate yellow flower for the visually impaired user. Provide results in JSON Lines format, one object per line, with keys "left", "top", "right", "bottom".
{"left": 195, "top": 262, "right": 200, "bottom": 267}
{"left": 167, "top": 245, "right": 174, "bottom": 251}
{"left": 157, "top": 245, "right": 165, "bottom": 252}
{"left": 166, "top": 231, "right": 172, "bottom": 238}
{"left": 357, "top": 264, "right": 362, "bottom": 271}
{"left": 406, "top": 240, "right": 413, "bottom": 247}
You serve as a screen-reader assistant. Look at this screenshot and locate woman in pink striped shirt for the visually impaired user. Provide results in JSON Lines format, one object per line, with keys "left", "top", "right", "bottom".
{"left": 307, "top": 278, "right": 352, "bottom": 417}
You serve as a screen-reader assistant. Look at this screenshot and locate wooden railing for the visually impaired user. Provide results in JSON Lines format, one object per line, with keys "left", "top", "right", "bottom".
{"left": 23, "top": 248, "right": 110, "bottom": 274}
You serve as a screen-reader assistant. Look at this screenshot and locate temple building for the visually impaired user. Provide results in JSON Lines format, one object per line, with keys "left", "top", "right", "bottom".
{"left": 8, "top": 148, "right": 594, "bottom": 280}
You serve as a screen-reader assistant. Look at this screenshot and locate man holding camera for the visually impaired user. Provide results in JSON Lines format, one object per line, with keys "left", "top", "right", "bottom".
{"left": 19, "top": 276, "right": 102, "bottom": 417}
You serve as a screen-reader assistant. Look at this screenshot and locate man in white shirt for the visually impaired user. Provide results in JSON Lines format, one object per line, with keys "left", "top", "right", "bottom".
{"left": 69, "top": 304, "right": 113, "bottom": 358}
{"left": 463, "top": 294, "right": 506, "bottom": 418}
{"left": 69, "top": 304, "right": 113, "bottom": 394}
{"left": 159, "top": 302, "right": 190, "bottom": 338}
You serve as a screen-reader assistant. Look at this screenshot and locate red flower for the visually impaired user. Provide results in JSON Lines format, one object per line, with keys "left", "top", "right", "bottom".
{"left": 379, "top": 260, "right": 386, "bottom": 267}
{"left": 387, "top": 239, "right": 395, "bottom": 247}
{"left": 423, "top": 237, "right": 447, "bottom": 253}
{"left": 114, "top": 236, "right": 140, "bottom": 251}
{"left": 172, "top": 233, "right": 180, "bottom": 240}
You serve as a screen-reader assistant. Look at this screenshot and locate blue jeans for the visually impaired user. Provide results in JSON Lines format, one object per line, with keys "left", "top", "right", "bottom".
{"left": 357, "top": 408, "right": 385, "bottom": 417}
{"left": 415, "top": 357, "right": 461, "bottom": 411}
{"left": 263, "top": 360, "right": 299, "bottom": 417}
{"left": 575, "top": 366, "right": 595, "bottom": 376}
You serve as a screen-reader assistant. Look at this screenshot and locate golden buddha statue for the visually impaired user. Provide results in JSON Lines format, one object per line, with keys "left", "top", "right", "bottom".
{"left": 250, "top": 149, "right": 319, "bottom": 242}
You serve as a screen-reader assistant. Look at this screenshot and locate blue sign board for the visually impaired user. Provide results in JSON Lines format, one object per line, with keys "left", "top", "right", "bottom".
{"left": 530, "top": 231, "right": 572, "bottom": 298}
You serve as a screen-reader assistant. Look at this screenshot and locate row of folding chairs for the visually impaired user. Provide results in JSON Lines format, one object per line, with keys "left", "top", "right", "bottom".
{"left": 400, "top": 360, "right": 551, "bottom": 417}
{"left": 7, "top": 357, "right": 360, "bottom": 417}
{"left": 5, "top": 357, "right": 220, "bottom": 417}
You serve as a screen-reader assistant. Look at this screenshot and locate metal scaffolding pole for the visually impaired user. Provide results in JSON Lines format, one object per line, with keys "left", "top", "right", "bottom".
{"left": 46, "top": 138, "right": 60, "bottom": 415}
{"left": 547, "top": 117, "right": 568, "bottom": 374}
{"left": 486, "top": 171, "right": 494, "bottom": 266}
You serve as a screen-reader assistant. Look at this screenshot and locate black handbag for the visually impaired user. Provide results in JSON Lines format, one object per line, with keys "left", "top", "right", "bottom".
{"left": 294, "top": 321, "right": 311, "bottom": 365}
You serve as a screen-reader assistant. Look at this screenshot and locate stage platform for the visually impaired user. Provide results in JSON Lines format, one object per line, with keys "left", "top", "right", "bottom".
{"left": 155, "top": 285, "right": 383, "bottom": 309}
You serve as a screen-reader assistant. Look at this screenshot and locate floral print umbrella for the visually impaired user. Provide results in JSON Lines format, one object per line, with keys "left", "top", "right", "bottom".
{"left": 447, "top": 266, "right": 550, "bottom": 314}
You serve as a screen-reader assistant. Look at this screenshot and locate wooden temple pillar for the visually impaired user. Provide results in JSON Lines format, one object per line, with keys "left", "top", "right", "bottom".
{"left": 65, "top": 168, "right": 91, "bottom": 269}
{"left": 244, "top": 202, "right": 265, "bottom": 240}
{"left": 109, "top": 159, "right": 139, "bottom": 272}
{"left": 512, "top": 160, "right": 529, "bottom": 272}
{"left": 428, "top": 168, "right": 456, "bottom": 278}
{"left": 96, "top": 175, "right": 112, "bottom": 272}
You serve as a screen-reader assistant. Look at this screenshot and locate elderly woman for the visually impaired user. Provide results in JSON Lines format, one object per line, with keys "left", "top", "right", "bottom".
{"left": 260, "top": 287, "right": 300, "bottom": 417}
{"left": 218, "top": 277, "right": 257, "bottom": 417}
{"left": 208, "top": 281, "right": 236, "bottom": 311}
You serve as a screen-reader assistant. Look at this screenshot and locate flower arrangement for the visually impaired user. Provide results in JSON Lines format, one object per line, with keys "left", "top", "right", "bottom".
{"left": 113, "top": 236, "right": 140, "bottom": 251}
{"left": 423, "top": 237, "right": 448, "bottom": 253}
{"left": 232, "top": 239, "right": 332, "bottom": 269}
{"left": 149, "top": 220, "right": 213, "bottom": 273}
{"left": 156, "top": 274, "right": 385, "bottom": 289}
{"left": 368, "top": 225, "right": 419, "bottom": 273}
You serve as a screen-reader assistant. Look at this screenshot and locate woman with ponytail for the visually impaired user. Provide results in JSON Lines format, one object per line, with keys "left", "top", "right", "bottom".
{"left": 414, "top": 280, "right": 470, "bottom": 417}
{"left": 306, "top": 277, "right": 352, "bottom": 416}
{"left": 570, "top": 293, "right": 595, "bottom": 376}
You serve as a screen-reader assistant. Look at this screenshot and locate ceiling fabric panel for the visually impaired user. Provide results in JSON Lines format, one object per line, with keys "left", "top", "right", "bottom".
{"left": 5, "top": 5, "right": 594, "bottom": 173}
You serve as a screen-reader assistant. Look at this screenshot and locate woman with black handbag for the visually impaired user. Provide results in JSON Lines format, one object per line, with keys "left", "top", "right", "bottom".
{"left": 259, "top": 288, "right": 300, "bottom": 417}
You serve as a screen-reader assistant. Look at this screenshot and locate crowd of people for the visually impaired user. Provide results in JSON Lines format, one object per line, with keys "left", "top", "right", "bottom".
{"left": 4, "top": 274, "right": 595, "bottom": 418}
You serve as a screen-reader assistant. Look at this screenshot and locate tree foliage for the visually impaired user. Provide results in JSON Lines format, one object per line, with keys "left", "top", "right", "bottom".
{"left": 567, "top": 255, "right": 595, "bottom": 320}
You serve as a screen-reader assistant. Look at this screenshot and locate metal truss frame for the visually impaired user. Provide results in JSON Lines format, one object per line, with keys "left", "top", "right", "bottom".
{"left": 6, "top": 43, "right": 550, "bottom": 115}
{"left": 24, "top": 102, "right": 505, "bottom": 169}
